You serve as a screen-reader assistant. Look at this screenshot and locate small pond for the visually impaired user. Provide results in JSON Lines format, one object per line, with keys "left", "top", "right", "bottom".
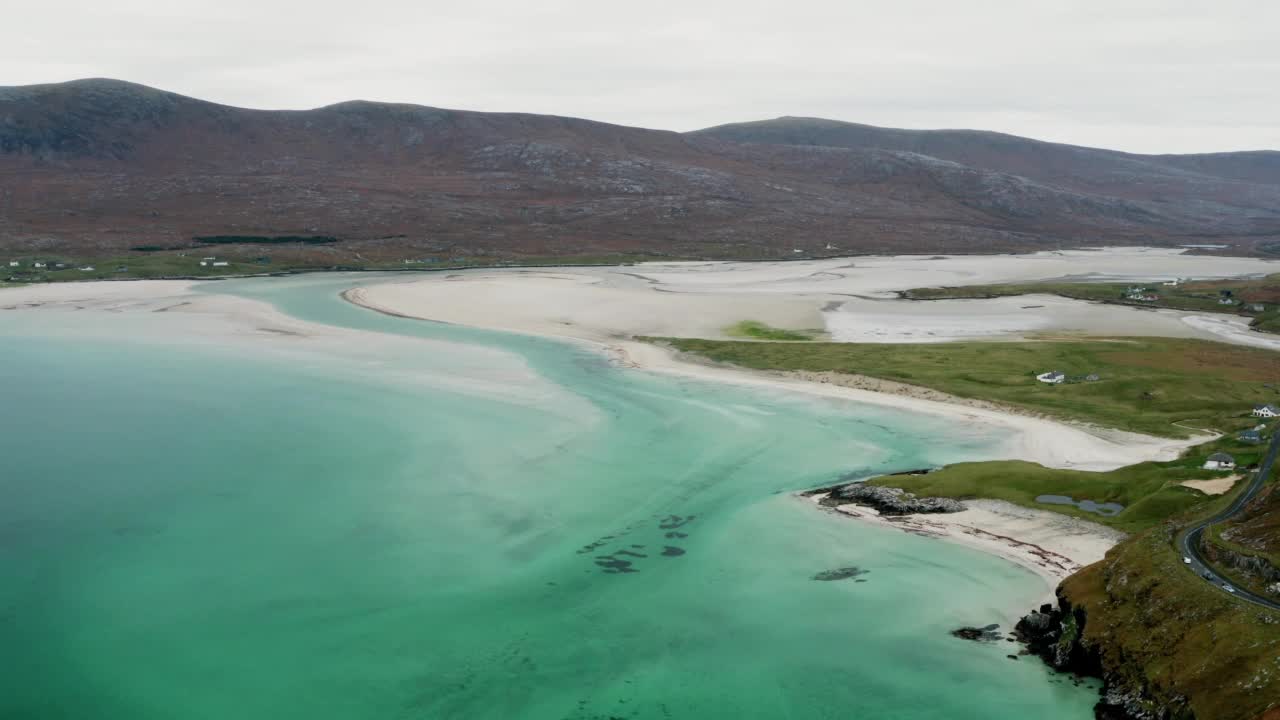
{"left": 1035, "top": 494, "right": 1125, "bottom": 517}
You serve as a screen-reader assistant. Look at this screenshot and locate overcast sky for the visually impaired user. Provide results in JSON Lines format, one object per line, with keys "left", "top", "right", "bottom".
{"left": 5, "top": 0, "right": 1277, "bottom": 153}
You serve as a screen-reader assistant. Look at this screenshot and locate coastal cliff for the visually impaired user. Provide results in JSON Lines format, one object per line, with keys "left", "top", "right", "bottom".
{"left": 1017, "top": 523, "right": 1280, "bottom": 720}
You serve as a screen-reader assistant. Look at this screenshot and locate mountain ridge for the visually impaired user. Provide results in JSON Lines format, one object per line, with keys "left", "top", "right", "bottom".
{"left": 3, "top": 78, "right": 1279, "bottom": 261}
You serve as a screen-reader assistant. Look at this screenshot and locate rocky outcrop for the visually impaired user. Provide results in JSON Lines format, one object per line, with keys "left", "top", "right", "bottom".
{"left": 1201, "top": 542, "right": 1280, "bottom": 594}
{"left": 818, "top": 482, "right": 965, "bottom": 515}
{"left": 951, "top": 624, "right": 1002, "bottom": 642}
{"left": 1015, "top": 598, "right": 1103, "bottom": 678}
{"left": 1015, "top": 592, "right": 1191, "bottom": 720}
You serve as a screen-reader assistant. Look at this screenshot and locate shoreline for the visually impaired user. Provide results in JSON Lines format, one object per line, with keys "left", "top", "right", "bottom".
{"left": 804, "top": 492, "right": 1126, "bottom": 607}
{"left": 3, "top": 275, "right": 1202, "bottom": 613}
{"left": 342, "top": 280, "right": 1205, "bottom": 605}
{"left": 344, "top": 283, "right": 1209, "bottom": 472}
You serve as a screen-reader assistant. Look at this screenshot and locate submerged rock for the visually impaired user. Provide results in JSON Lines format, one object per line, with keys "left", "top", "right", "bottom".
{"left": 812, "top": 566, "right": 869, "bottom": 581}
{"left": 951, "top": 624, "right": 1003, "bottom": 642}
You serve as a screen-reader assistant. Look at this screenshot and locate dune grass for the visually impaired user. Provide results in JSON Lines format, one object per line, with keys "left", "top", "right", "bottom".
{"left": 723, "top": 320, "right": 818, "bottom": 341}
{"left": 655, "top": 336, "right": 1280, "bottom": 438}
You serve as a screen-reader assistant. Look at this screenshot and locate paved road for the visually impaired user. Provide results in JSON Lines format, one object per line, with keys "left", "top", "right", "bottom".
{"left": 1177, "top": 429, "right": 1280, "bottom": 611}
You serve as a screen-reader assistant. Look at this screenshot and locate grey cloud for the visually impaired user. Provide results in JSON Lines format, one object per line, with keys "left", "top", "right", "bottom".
{"left": 2, "top": 0, "right": 1277, "bottom": 152}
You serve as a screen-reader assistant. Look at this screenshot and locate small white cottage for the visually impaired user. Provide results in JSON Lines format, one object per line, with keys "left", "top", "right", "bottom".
{"left": 1203, "top": 453, "right": 1236, "bottom": 471}
{"left": 1036, "top": 371, "right": 1066, "bottom": 384}
{"left": 1253, "top": 404, "right": 1280, "bottom": 419}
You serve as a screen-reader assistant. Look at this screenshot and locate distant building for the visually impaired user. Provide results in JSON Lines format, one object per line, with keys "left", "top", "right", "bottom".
{"left": 32, "top": 262, "right": 46, "bottom": 269}
{"left": 1254, "top": 404, "right": 1280, "bottom": 418}
{"left": 78, "top": 266, "right": 95, "bottom": 272}
{"left": 1162, "top": 279, "right": 1180, "bottom": 286}
{"left": 1219, "top": 297, "right": 1236, "bottom": 305}
{"left": 1239, "top": 429, "right": 1263, "bottom": 444}
{"left": 212, "top": 261, "right": 229, "bottom": 267}
{"left": 1203, "top": 453, "right": 1236, "bottom": 471}
{"left": 7, "top": 261, "right": 17, "bottom": 267}
{"left": 1085, "top": 373, "right": 1101, "bottom": 382}
{"left": 1036, "top": 371, "right": 1066, "bottom": 384}
{"left": 1247, "top": 303, "right": 1265, "bottom": 312}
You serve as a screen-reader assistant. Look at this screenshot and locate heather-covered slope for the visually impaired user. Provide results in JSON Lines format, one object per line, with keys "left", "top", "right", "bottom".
{"left": 2, "top": 79, "right": 1279, "bottom": 262}
{"left": 1046, "top": 519, "right": 1280, "bottom": 720}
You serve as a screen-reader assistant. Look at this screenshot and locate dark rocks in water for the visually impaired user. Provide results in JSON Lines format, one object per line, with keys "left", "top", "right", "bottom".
{"left": 951, "top": 624, "right": 1002, "bottom": 642}
{"left": 812, "top": 566, "right": 869, "bottom": 581}
{"left": 664, "top": 531, "right": 688, "bottom": 539}
{"left": 658, "top": 515, "right": 696, "bottom": 530}
{"left": 822, "top": 483, "right": 964, "bottom": 515}
{"left": 616, "top": 549, "right": 647, "bottom": 558}
{"left": 660, "top": 546, "right": 686, "bottom": 557}
{"left": 595, "top": 556, "right": 638, "bottom": 573}
{"left": 1013, "top": 593, "right": 1179, "bottom": 720}
{"left": 1007, "top": 655, "right": 1019, "bottom": 660}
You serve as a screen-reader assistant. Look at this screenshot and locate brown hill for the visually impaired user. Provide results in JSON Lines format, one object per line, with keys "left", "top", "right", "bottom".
{"left": 3, "top": 79, "right": 1279, "bottom": 262}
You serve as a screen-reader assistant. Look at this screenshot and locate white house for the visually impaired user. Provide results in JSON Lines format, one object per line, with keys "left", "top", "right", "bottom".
{"left": 1203, "top": 453, "right": 1236, "bottom": 471}
{"left": 33, "top": 262, "right": 46, "bottom": 269}
{"left": 1036, "top": 371, "right": 1065, "bottom": 384}
{"left": 7, "top": 261, "right": 17, "bottom": 267}
{"left": 212, "top": 261, "right": 229, "bottom": 267}
{"left": 78, "top": 266, "right": 95, "bottom": 272}
{"left": 1254, "top": 404, "right": 1280, "bottom": 418}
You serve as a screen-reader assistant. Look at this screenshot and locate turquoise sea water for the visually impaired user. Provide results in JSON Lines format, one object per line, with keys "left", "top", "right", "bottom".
{"left": 0, "top": 276, "right": 1098, "bottom": 719}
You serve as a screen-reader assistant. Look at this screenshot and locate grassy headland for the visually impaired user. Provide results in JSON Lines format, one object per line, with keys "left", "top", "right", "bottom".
{"left": 653, "top": 336, "right": 1280, "bottom": 438}
{"left": 1058, "top": 488, "right": 1280, "bottom": 720}
{"left": 902, "top": 274, "right": 1280, "bottom": 334}
{"left": 658, "top": 332, "right": 1280, "bottom": 716}
{"left": 863, "top": 430, "right": 1267, "bottom": 533}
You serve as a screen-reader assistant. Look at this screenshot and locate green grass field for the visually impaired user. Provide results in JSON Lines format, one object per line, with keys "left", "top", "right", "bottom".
{"left": 903, "top": 274, "right": 1280, "bottom": 334}
{"left": 654, "top": 336, "right": 1280, "bottom": 438}
{"left": 864, "top": 437, "right": 1265, "bottom": 532}
{"left": 724, "top": 320, "right": 819, "bottom": 341}
{"left": 0, "top": 250, "right": 666, "bottom": 285}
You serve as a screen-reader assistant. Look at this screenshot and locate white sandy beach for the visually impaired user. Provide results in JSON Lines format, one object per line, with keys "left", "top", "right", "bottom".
{"left": 349, "top": 248, "right": 1278, "bottom": 349}
{"left": 812, "top": 494, "right": 1126, "bottom": 598}
{"left": 342, "top": 247, "right": 1278, "bottom": 595}
{"left": 347, "top": 250, "right": 1237, "bottom": 474}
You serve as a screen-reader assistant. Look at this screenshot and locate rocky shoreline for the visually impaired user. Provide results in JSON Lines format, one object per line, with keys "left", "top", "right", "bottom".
{"left": 948, "top": 593, "right": 1181, "bottom": 720}
{"left": 1013, "top": 591, "right": 1185, "bottom": 720}
{"left": 804, "top": 473, "right": 966, "bottom": 515}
